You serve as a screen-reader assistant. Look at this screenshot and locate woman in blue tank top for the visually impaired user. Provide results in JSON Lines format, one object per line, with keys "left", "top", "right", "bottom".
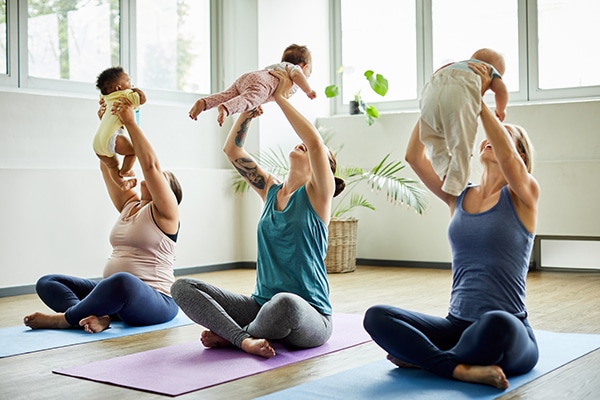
{"left": 363, "top": 62, "right": 540, "bottom": 390}
{"left": 172, "top": 68, "right": 345, "bottom": 358}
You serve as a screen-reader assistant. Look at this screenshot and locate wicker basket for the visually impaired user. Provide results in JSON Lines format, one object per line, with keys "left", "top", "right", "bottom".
{"left": 325, "top": 217, "right": 358, "bottom": 273}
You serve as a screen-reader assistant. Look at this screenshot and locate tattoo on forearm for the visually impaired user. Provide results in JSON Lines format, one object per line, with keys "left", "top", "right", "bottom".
{"left": 235, "top": 115, "right": 253, "bottom": 147}
{"left": 233, "top": 157, "right": 266, "bottom": 190}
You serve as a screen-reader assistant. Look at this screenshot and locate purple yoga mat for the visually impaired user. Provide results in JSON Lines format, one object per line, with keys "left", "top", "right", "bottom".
{"left": 53, "top": 313, "right": 371, "bottom": 396}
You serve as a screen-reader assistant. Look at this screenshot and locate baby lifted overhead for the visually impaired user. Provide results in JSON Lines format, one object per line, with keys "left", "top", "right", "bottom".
{"left": 189, "top": 43, "right": 316, "bottom": 126}
{"left": 93, "top": 66, "right": 147, "bottom": 191}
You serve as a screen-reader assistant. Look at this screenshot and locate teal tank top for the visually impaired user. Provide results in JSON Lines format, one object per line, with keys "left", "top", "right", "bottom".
{"left": 448, "top": 185, "right": 534, "bottom": 321}
{"left": 253, "top": 184, "right": 332, "bottom": 315}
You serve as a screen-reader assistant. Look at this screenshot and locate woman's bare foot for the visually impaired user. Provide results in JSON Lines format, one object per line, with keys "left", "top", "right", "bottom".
{"left": 79, "top": 315, "right": 111, "bottom": 333}
{"left": 23, "top": 312, "right": 71, "bottom": 329}
{"left": 188, "top": 99, "right": 206, "bottom": 120}
{"left": 217, "top": 104, "right": 228, "bottom": 126}
{"left": 200, "top": 330, "right": 233, "bottom": 348}
{"left": 387, "top": 354, "right": 422, "bottom": 369}
{"left": 241, "top": 337, "right": 276, "bottom": 358}
{"left": 453, "top": 363, "right": 509, "bottom": 390}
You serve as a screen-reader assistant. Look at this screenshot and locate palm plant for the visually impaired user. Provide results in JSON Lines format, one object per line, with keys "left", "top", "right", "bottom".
{"left": 231, "top": 127, "right": 428, "bottom": 217}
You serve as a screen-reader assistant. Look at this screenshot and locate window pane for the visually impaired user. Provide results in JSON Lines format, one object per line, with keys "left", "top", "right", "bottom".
{"left": 537, "top": 0, "right": 600, "bottom": 89}
{"left": 136, "top": 0, "right": 210, "bottom": 93}
{"left": 340, "top": 0, "right": 416, "bottom": 103}
{"left": 432, "top": 0, "right": 519, "bottom": 92}
{"left": 1, "top": 0, "right": 6, "bottom": 74}
{"left": 28, "top": 0, "right": 119, "bottom": 82}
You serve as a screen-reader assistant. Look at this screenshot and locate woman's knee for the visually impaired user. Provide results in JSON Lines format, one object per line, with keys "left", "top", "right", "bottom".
{"left": 363, "top": 305, "right": 388, "bottom": 333}
{"left": 170, "top": 278, "right": 196, "bottom": 303}
{"left": 35, "top": 274, "right": 62, "bottom": 296}
{"left": 103, "top": 272, "right": 139, "bottom": 290}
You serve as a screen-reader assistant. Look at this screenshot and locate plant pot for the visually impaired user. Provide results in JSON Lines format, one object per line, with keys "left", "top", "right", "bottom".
{"left": 349, "top": 100, "right": 364, "bottom": 115}
{"left": 325, "top": 217, "right": 358, "bottom": 273}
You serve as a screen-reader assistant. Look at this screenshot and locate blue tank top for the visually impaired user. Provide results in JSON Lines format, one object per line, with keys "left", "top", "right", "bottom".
{"left": 253, "top": 184, "right": 332, "bottom": 315}
{"left": 447, "top": 185, "right": 533, "bottom": 321}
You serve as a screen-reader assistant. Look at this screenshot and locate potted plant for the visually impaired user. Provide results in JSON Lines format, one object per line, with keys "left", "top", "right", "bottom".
{"left": 325, "top": 69, "right": 388, "bottom": 126}
{"left": 231, "top": 127, "right": 428, "bottom": 273}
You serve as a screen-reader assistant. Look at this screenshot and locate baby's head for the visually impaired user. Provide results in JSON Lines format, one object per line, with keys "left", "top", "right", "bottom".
{"left": 96, "top": 66, "right": 132, "bottom": 95}
{"left": 471, "top": 48, "right": 506, "bottom": 76}
{"left": 281, "top": 44, "right": 313, "bottom": 77}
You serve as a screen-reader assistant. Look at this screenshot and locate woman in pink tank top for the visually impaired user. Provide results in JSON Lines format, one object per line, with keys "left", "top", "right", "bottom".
{"left": 24, "top": 97, "right": 183, "bottom": 333}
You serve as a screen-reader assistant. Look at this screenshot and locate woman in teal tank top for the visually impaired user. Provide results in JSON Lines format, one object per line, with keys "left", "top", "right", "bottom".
{"left": 172, "top": 68, "right": 345, "bottom": 358}
{"left": 364, "top": 62, "right": 540, "bottom": 390}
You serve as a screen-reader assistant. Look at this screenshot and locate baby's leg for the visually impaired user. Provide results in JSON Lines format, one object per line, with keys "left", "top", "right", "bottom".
{"left": 114, "top": 135, "right": 135, "bottom": 177}
{"left": 114, "top": 136, "right": 137, "bottom": 190}
{"left": 98, "top": 154, "right": 125, "bottom": 188}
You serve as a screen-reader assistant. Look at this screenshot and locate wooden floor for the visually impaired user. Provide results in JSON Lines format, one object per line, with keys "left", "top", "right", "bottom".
{"left": 1, "top": 266, "right": 599, "bottom": 399}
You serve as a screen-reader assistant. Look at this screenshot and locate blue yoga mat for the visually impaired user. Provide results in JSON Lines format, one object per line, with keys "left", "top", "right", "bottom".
{"left": 257, "top": 330, "right": 600, "bottom": 400}
{"left": 0, "top": 309, "right": 193, "bottom": 358}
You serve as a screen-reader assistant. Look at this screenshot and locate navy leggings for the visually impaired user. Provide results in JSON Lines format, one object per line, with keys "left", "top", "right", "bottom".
{"left": 363, "top": 305, "right": 539, "bottom": 378}
{"left": 35, "top": 272, "right": 179, "bottom": 327}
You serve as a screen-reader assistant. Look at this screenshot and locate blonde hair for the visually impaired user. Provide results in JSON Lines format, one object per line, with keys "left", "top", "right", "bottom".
{"left": 504, "top": 124, "right": 535, "bottom": 173}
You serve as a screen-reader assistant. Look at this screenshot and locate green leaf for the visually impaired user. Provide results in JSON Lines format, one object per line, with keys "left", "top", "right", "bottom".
{"left": 364, "top": 70, "right": 388, "bottom": 97}
{"left": 325, "top": 84, "right": 340, "bottom": 98}
{"left": 333, "top": 194, "right": 375, "bottom": 217}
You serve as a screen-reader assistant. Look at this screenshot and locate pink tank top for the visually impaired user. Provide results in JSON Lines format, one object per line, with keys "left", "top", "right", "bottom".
{"left": 103, "top": 201, "right": 176, "bottom": 295}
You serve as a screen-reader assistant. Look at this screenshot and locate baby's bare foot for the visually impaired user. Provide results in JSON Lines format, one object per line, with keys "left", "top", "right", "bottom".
{"left": 120, "top": 178, "right": 137, "bottom": 191}
{"left": 241, "top": 337, "right": 276, "bottom": 358}
{"left": 79, "top": 315, "right": 111, "bottom": 333}
{"left": 200, "top": 330, "right": 233, "bottom": 348}
{"left": 23, "top": 312, "right": 71, "bottom": 329}
{"left": 189, "top": 99, "right": 206, "bottom": 120}
{"left": 453, "top": 364, "right": 509, "bottom": 390}
{"left": 387, "top": 354, "right": 422, "bottom": 369}
{"left": 217, "top": 104, "right": 228, "bottom": 127}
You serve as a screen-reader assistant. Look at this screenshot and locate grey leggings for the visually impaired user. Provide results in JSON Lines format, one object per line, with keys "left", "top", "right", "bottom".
{"left": 171, "top": 278, "right": 333, "bottom": 349}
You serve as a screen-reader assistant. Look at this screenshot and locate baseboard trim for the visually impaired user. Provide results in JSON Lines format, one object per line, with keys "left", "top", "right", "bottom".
{"left": 356, "top": 258, "right": 451, "bottom": 269}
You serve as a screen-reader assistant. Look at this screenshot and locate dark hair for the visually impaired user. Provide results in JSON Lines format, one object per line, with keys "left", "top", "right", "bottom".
{"left": 96, "top": 66, "right": 125, "bottom": 95}
{"left": 327, "top": 150, "right": 346, "bottom": 198}
{"left": 281, "top": 44, "right": 312, "bottom": 66}
{"left": 164, "top": 171, "right": 183, "bottom": 205}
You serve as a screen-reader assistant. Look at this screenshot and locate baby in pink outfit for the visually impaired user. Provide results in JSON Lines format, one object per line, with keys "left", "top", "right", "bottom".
{"left": 189, "top": 44, "right": 316, "bottom": 126}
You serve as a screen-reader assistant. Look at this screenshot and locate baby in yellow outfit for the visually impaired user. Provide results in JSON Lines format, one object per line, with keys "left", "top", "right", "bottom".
{"left": 94, "top": 66, "right": 146, "bottom": 190}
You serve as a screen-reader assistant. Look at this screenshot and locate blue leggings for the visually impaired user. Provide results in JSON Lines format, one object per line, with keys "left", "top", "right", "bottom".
{"left": 35, "top": 272, "right": 179, "bottom": 327}
{"left": 363, "top": 305, "right": 539, "bottom": 378}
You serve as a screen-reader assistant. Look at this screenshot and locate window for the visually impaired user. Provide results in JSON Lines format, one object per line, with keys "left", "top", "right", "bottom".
{"left": 339, "top": 0, "right": 416, "bottom": 104}
{"left": 1, "top": 0, "right": 6, "bottom": 75}
{"left": 2, "top": 0, "right": 212, "bottom": 100}
{"left": 334, "top": 0, "right": 600, "bottom": 111}
{"left": 536, "top": 0, "right": 600, "bottom": 90}
{"left": 27, "top": 0, "right": 119, "bottom": 82}
{"left": 136, "top": 0, "right": 211, "bottom": 94}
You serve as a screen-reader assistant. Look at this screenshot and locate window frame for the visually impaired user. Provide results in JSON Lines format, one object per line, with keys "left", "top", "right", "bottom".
{"left": 331, "top": 0, "right": 600, "bottom": 115}
{"left": 2, "top": 0, "right": 216, "bottom": 103}
{"left": 0, "top": 0, "right": 18, "bottom": 87}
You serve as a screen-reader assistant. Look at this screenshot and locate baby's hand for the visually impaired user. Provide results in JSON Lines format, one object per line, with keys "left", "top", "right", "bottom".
{"left": 306, "top": 90, "right": 317, "bottom": 100}
{"left": 495, "top": 109, "right": 506, "bottom": 122}
{"left": 97, "top": 98, "right": 107, "bottom": 120}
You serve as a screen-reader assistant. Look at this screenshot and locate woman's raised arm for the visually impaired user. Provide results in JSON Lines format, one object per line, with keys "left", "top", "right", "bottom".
{"left": 114, "top": 99, "right": 179, "bottom": 234}
{"left": 223, "top": 106, "right": 276, "bottom": 201}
